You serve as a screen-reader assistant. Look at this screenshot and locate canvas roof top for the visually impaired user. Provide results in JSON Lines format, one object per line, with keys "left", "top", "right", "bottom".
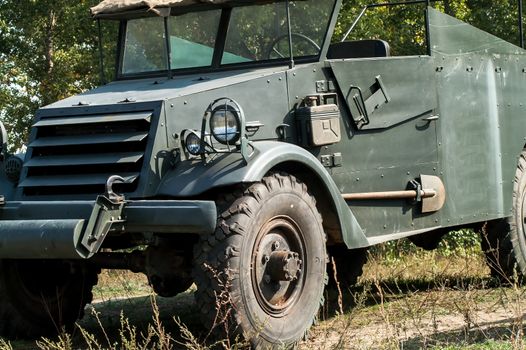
{"left": 91, "top": 0, "right": 266, "bottom": 17}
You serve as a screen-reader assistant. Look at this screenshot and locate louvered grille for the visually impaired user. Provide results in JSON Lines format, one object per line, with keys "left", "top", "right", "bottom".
{"left": 20, "top": 111, "right": 153, "bottom": 196}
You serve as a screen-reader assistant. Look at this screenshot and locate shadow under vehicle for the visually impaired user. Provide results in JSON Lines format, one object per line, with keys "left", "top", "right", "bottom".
{"left": 1, "top": 0, "right": 526, "bottom": 348}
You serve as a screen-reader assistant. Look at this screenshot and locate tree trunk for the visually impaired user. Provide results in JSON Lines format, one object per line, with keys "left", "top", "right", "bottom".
{"left": 41, "top": 9, "right": 56, "bottom": 106}
{"left": 44, "top": 9, "right": 56, "bottom": 75}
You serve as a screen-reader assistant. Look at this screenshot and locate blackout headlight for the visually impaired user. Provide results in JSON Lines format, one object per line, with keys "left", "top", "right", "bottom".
{"left": 210, "top": 105, "right": 241, "bottom": 145}
{"left": 185, "top": 132, "right": 202, "bottom": 155}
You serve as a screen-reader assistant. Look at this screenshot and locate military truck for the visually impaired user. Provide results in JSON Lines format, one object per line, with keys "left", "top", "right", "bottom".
{"left": 1, "top": 0, "right": 525, "bottom": 347}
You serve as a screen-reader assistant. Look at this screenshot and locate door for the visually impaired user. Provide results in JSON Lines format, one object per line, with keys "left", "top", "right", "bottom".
{"left": 329, "top": 56, "right": 441, "bottom": 238}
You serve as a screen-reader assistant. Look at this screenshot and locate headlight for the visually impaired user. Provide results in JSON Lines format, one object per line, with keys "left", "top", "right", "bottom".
{"left": 210, "top": 105, "right": 241, "bottom": 145}
{"left": 185, "top": 132, "right": 202, "bottom": 155}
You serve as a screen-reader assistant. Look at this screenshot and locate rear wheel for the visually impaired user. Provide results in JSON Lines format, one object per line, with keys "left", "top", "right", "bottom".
{"left": 482, "top": 150, "right": 526, "bottom": 281}
{"left": 193, "top": 173, "right": 327, "bottom": 349}
{"left": 0, "top": 260, "right": 98, "bottom": 338}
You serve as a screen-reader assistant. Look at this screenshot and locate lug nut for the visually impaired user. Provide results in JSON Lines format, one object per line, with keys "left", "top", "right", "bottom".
{"left": 262, "top": 255, "right": 270, "bottom": 264}
{"left": 272, "top": 241, "right": 280, "bottom": 251}
{"left": 264, "top": 274, "right": 271, "bottom": 284}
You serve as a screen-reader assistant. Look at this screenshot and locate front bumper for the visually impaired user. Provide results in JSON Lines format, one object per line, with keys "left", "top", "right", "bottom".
{"left": 0, "top": 199, "right": 217, "bottom": 259}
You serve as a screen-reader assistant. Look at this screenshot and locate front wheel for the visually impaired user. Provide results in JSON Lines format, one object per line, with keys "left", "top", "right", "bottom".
{"left": 193, "top": 173, "right": 327, "bottom": 348}
{"left": 0, "top": 260, "right": 98, "bottom": 338}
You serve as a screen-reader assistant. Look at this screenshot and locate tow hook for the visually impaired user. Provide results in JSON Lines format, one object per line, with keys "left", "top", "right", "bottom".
{"left": 105, "top": 175, "right": 126, "bottom": 204}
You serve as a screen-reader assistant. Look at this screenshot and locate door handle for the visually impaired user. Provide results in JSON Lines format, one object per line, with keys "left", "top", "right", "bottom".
{"left": 422, "top": 115, "right": 439, "bottom": 122}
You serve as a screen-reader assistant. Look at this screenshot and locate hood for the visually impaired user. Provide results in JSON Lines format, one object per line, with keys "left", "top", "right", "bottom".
{"left": 43, "top": 67, "right": 287, "bottom": 109}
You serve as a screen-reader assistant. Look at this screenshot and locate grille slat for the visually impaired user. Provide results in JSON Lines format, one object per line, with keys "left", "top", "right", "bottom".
{"left": 33, "top": 112, "right": 151, "bottom": 127}
{"left": 25, "top": 152, "right": 144, "bottom": 167}
{"left": 19, "top": 173, "right": 140, "bottom": 188}
{"left": 22, "top": 110, "right": 153, "bottom": 197}
{"left": 29, "top": 131, "right": 148, "bottom": 147}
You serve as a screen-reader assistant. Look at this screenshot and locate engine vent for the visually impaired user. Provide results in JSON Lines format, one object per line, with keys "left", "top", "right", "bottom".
{"left": 20, "top": 111, "right": 152, "bottom": 196}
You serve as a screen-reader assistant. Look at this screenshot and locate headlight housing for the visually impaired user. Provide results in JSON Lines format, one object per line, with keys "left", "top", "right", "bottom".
{"left": 209, "top": 105, "right": 241, "bottom": 145}
{"left": 185, "top": 132, "right": 202, "bottom": 155}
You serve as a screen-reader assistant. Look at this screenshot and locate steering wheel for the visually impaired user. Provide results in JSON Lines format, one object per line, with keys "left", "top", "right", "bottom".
{"left": 267, "top": 33, "right": 321, "bottom": 59}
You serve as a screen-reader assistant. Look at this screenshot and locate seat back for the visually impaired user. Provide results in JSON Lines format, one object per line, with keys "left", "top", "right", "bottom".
{"left": 327, "top": 40, "right": 391, "bottom": 59}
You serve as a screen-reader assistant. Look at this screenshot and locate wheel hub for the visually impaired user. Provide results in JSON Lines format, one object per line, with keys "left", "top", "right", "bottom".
{"left": 266, "top": 250, "right": 302, "bottom": 282}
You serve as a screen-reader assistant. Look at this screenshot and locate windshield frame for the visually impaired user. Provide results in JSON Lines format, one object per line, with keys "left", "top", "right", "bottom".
{"left": 114, "top": 0, "right": 340, "bottom": 80}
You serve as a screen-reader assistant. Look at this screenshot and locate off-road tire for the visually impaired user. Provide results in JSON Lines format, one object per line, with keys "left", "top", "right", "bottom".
{"left": 328, "top": 246, "right": 367, "bottom": 290}
{"left": 481, "top": 150, "right": 526, "bottom": 281}
{"left": 193, "top": 173, "right": 327, "bottom": 349}
{"left": 0, "top": 260, "right": 98, "bottom": 339}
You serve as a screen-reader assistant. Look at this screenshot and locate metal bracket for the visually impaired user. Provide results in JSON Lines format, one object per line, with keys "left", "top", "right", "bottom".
{"left": 349, "top": 76, "right": 391, "bottom": 129}
{"left": 409, "top": 179, "right": 423, "bottom": 203}
{"left": 78, "top": 195, "right": 126, "bottom": 258}
{"left": 76, "top": 175, "right": 128, "bottom": 258}
{"left": 321, "top": 153, "right": 343, "bottom": 168}
{"left": 349, "top": 86, "right": 370, "bottom": 129}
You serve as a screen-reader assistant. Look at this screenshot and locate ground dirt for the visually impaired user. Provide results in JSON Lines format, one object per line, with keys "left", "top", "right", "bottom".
{"left": 6, "top": 251, "right": 526, "bottom": 349}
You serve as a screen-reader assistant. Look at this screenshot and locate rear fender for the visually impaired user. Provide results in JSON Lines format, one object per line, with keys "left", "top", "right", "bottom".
{"left": 156, "top": 141, "right": 368, "bottom": 248}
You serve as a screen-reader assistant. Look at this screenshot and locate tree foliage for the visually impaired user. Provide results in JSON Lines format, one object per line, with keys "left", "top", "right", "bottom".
{"left": 335, "top": 0, "right": 522, "bottom": 55}
{"left": 0, "top": 0, "right": 116, "bottom": 151}
{"left": 0, "top": 0, "right": 524, "bottom": 150}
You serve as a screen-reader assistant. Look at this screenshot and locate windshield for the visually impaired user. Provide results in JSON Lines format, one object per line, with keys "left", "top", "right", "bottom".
{"left": 120, "top": 0, "right": 336, "bottom": 77}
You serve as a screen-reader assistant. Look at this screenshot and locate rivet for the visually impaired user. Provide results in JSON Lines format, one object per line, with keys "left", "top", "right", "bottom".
{"left": 356, "top": 178, "right": 360, "bottom": 181}
{"left": 267, "top": 80, "right": 270, "bottom": 83}
{"left": 170, "top": 104, "right": 174, "bottom": 108}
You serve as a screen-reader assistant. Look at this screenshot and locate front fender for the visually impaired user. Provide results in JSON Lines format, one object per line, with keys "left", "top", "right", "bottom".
{"left": 156, "top": 141, "right": 368, "bottom": 248}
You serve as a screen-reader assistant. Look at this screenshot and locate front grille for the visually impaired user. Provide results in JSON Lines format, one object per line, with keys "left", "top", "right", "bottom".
{"left": 20, "top": 111, "right": 152, "bottom": 196}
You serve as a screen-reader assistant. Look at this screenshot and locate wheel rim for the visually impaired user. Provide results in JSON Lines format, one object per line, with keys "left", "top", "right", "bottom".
{"left": 252, "top": 216, "right": 306, "bottom": 317}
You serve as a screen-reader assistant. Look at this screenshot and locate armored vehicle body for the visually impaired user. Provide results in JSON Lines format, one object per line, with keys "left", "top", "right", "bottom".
{"left": 1, "top": 0, "right": 526, "bottom": 347}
